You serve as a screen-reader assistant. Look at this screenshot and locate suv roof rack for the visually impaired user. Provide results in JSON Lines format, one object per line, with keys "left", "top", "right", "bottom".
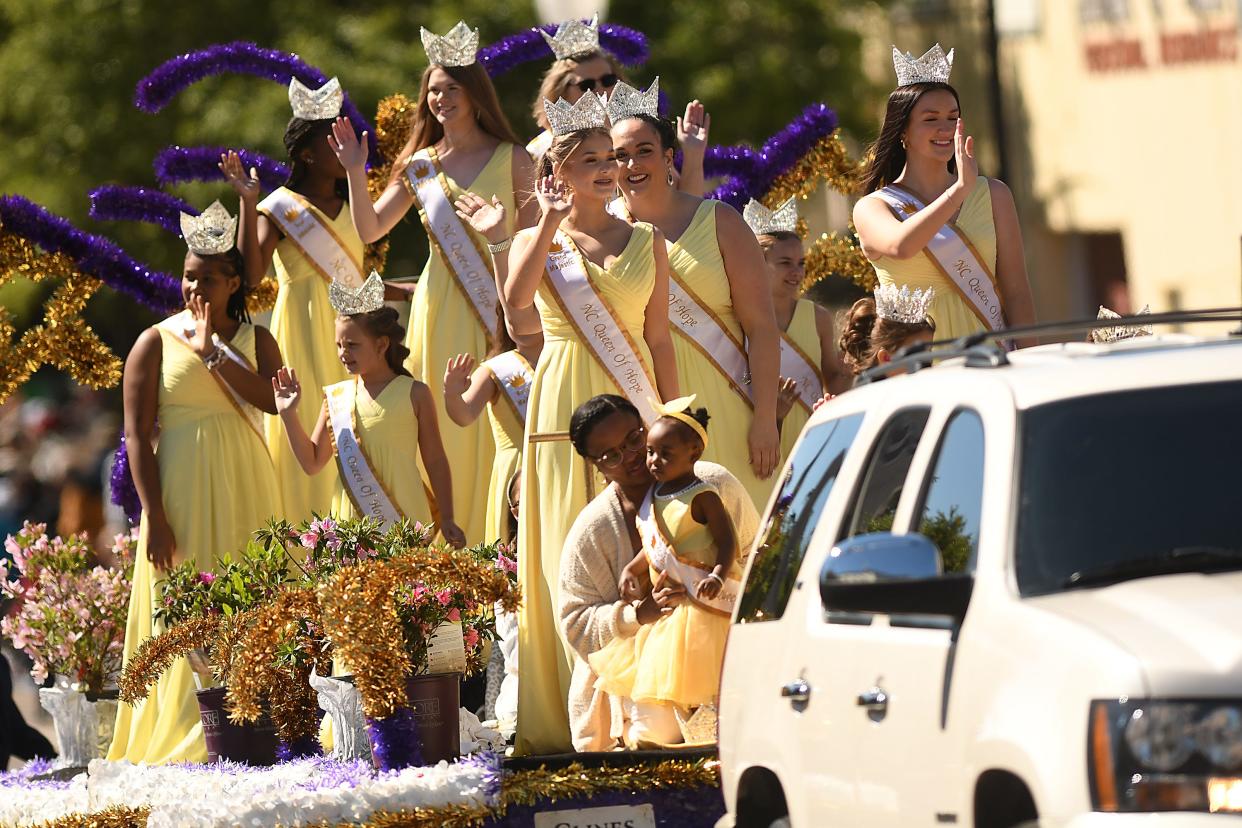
{"left": 857, "top": 307, "right": 1242, "bottom": 386}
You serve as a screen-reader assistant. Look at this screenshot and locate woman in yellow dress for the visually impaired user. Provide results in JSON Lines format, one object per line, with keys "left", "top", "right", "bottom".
{"left": 221, "top": 78, "right": 364, "bottom": 524}
{"left": 271, "top": 296, "right": 464, "bottom": 547}
{"left": 743, "top": 199, "right": 850, "bottom": 457}
{"left": 329, "top": 22, "right": 537, "bottom": 546}
{"left": 588, "top": 399, "right": 740, "bottom": 747}
{"left": 853, "top": 45, "right": 1035, "bottom": 343}
{"left": 610, "top": 102, "right": 782, "bottom": 507}
{"left": 109, "top": 214, "right": 284, "bottom": 764}
{"left": 505, "top": 100, "right": 678, "bottom": 753}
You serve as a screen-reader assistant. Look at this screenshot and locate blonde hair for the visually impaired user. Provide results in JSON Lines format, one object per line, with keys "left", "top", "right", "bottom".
{"left": 535, "top": 128, "right": 611, "bottom": 181}
{"left": 531, "top": 50, "right": 626, "bottom": 130}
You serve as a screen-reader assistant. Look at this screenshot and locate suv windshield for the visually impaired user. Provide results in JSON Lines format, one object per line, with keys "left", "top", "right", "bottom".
{"left": 1016, "top": 380, "right": 1242, "bottom": 596}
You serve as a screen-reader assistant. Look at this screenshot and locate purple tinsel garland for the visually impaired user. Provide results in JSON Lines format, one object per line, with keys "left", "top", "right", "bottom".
{"left": 366, "top": 707, "right": 424, "bottom": 772}
{"left": 0, "top": 195, "right": 180, "bottom": 311}
{"left": 134, "top": 41, "right": 379, "bottom": 160}
{"left": 276, "top": 735, "right": 323, "bottom": 762}
{"left": 109, "top": 433, "right": 142, "bottom": 524}
{"left": 154, "top": 145, "right": 288, "bottom": 191}
{"left": 478, "top": 22, "right": 648, "bottom": 76}
{"left": 705, "top": 103, "right": 839, "bottom": 209}
{"left": 89, "top": 185, "right": 195, "bottom": 236}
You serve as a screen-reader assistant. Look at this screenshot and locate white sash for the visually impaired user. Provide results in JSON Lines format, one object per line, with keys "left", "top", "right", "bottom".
{"left": 324, "top": 380, "right": 402, "bottom": 529}
{"left": 543, "top": 230, "right": 661, "bottom": 424}
{"left": 257, "top": 188, "right": 363, "bottom": 288}
{"left": 483, "top": 350, "right": 533, "bottom": 423}
{"left": 163, "top": 312, "right": 266, "bottom": 445}
{"left": 872, "top": 185, "right": 1006, "bottom": 330}
{"left": 636, "top": 487, "right": 741, "bottom": 618}
{"left": 526, "top": 130, "right": 552, "bottom": 158}
{"left": 779, "top": 333, "right": 823, "bottom": 413}
{"left": 404, "top": 148, "right": 500, "bottom": 335}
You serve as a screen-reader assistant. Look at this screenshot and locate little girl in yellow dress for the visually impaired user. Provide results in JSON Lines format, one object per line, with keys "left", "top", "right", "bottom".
{"left": 588, "top": 396, "right": 741, "bottom": 743}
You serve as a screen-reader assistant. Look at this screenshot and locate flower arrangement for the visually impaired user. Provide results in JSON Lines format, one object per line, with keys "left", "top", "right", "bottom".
{"left": 0, "top": 522, "right": 136, "bottom": 695}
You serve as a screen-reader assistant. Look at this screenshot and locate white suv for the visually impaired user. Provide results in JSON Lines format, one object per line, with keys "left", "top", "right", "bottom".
{"left": 717, "top": 328, "right": 1242, "bottom": 827}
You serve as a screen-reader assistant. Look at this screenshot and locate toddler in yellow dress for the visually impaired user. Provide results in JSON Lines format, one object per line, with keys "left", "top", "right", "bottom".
{"left": 588, "top": 396, "right": 741, "bottom": 746}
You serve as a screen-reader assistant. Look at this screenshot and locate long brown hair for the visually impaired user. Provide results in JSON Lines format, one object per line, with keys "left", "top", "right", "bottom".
{"left": 485, "top": 302, "right": 518, "bottom": 359}
{"left": 341, "top": 307, "right": 413, "bottom": 377}
{"left": 389, "top": 63, "right": 522, "bottom": 186}
{"left": 856, "top": 82, "right": 959, "bottom": 195}
{"left": 838, "top": 297, "right": 935, "bottom": 375}
{"left": 531, "top": 50, "right": 626, "bottom": 130}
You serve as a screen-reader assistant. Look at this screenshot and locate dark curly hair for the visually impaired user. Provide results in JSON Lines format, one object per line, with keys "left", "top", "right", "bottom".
{"left": 283, "top": 117, "right": 349, "bottom": 199}
{"left": 569, "top": 394, "right": 641, "bottom": 458}
{"left": 658, "top": 406, "right": 710, "bottom": 447}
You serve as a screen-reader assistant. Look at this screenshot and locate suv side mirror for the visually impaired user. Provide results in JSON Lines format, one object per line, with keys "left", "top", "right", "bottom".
{"left": 820, "top": 533, "right": 973, "bottom": 624}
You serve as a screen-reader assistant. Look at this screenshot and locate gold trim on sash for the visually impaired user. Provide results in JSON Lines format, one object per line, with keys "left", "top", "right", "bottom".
{"left": 638, "top": 485, "right": 740, "bottom": 618}
{"left": 324, "top": 379, "right": 405, "bottom": 528}
{"left": 257, "top": 188, "right": 363, "bottom": 286}
{"left": 778, "top": 330, "right": 823, "bottom": 414}
{"left": 483, "top": 350, "right": 534, "bottom": 424}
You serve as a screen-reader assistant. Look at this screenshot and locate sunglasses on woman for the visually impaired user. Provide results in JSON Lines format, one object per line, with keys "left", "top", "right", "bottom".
{"left": 574, "top": 74, "right": 619, "bottom": 93}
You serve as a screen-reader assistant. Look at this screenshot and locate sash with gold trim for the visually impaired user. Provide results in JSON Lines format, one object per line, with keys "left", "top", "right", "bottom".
{"left": 160, "top": 312, "right": 266, "bottom": 446}
{"left": 483, "top": 350, "right": 533, "bottom": 423}
{"left": 324, "top": 379, "right": 403, "bottom": 529}
{"left": 403, "top": 148, "right": 500, "bottom": 335}
{"left": 873, "top": 185, "right": 1006, "bottom": 330}
{"left": 542, "top": 230, "right": 661, "bottom": 424}
{"left": 779, "top": 332, "right": 823, "bottom": 413}
{"left": 257, "top": 188, "right": 363, "bottom": 288}
{"left": 636, "top": 486, "right": 741, "bottom": 618}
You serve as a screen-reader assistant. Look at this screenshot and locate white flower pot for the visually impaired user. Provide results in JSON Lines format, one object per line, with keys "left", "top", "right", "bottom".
{"left": 310, "top": 671, "right": 372, "bottom": 762}
{"left": 38, "top": 679, "right": 118, "bottom": 768}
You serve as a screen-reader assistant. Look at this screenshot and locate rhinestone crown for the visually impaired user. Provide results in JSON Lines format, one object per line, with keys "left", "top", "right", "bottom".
{"left": 180, "top": 201, "right": 237, "bottom": 256}
{"left": 421, "top": 21, "right": 479, "bottom": 67}
{"left": 329, "top": 271, "right": 386, "bottom": 316}
{"left": 875, "top": 283, "right": 935, "bottom": 325}
{"left": 541, "top": 13, "right": 601, "bottom": 60}
{"left": 892, "top": 43, "right": 954, "bottom": 87}
{"left": 743, "top": 197, "right": 799, "bottom": 236}
{"left": 1090, "top": 305, "right": 1153, "bottom": 343}
{"left": 543, "top": 92, "right": 608, "bottom": 136}
{"left": 288, "top": 76, "right": 343, "bottom": 121}
{"left": 605, "top": 77, "right": 659, "bottom": 124}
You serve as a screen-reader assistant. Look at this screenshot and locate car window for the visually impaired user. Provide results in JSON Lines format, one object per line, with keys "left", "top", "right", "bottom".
{"left": 735, "top": 413, "right": 864, "bottom": 624}
{"left": 840, "top": 408, "right": 931, "bottom": 540}
{"left": 913, "top": 410, "right": 985, "bottom": 574}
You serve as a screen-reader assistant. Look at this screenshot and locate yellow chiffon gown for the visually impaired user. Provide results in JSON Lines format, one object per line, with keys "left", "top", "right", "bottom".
{"left": 588, "top": 479, "right": 738, "bottom": 708}
{"left": 779, "top": 299, "right": 824, "bottom": 460}
{"left": 325, "top": 376, "right": 434, "bottom": 524}
{"left": 259, "top": 188, "right": 360, "bottom": 523}
{"left": 482, "top": 352, "right": 532, "bottom": 545}
{"left": 869, "top": 176, "right": 999, "bottom": 340}
{"left": 108, "top": 313, "right": 283, "bottom": 764}
{"left": 403, "top": 144, "right": 518, "bottom": 546}
{"left": 515, "top": 223, "right": 658, "bottom": 755}
{"left": 665, "top": 200, "right": 774, "bottom": 507}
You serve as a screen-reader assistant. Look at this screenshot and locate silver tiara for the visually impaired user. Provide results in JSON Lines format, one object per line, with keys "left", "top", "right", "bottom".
{"left": 329, "top": 271, "right": 385, "bottom": 316}
{"left": 892, "top": 43, "right": 954, "bottom": 87}
{"left": 288, "top": 76, "right": 343, "bottom": 121}
{"left": 1090, "top": 305, "right": 1153, "bottom": 344}
{"left": 743, "top": 197, "right": 798, "bottom": 236}
{"left": 421, "top": 21, "right": 479, "bottom": 67}
{"left": 875, "top": 284, "right": 934, "bottom": 325}
{"left": 604, "top": 77, "right": 659, "bottom": 124}
{"left": 180, "top": 201, "right": 237, "bottom": 256}
{"left": 543, "top": 92, "right": 608, "bottom": 136}
{"left": 541, "top": 13, "right": 600, "bottom": 60}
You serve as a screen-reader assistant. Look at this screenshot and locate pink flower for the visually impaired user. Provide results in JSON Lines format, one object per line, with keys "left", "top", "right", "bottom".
{"left": 447, "top": 608, "right": 461, "bottom": 623}
{"left": 496, "top": 554, "right": 517, "bottom": 575}
{"left": 436, "top": 589, "right": 452, "bottom": 607}
{"left": 463, "top": 627, "right": 479, "bottom": 649}
{"left": 299, "top": 531, "right": 320, "bottom": 548}
{"left": 197, "top": 572, "right": 216, "bottom": 585}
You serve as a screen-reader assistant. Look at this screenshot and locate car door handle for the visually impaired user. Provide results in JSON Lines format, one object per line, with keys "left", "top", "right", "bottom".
{"left": 780, "top": 678, "right": 810, "bottom": 705}
{"left": 857, "top": 687, "right": 888, "bottom": 710}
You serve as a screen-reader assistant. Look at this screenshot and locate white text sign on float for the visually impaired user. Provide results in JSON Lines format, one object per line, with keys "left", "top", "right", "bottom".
{"left": 425, "top": 622, "right": 467, "bottom": 674}
{"left": 534, "top": 804, "right": 656, "bottom": 828}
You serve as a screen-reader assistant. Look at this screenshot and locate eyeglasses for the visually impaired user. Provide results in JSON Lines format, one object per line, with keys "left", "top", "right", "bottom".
{"left": 592, "top": 427, "right": 647, "bottom": 469}
{"left": 574, "top": 74, "right": 619, "bottom": 94}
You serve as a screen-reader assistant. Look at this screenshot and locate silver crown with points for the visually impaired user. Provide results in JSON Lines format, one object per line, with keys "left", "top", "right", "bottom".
{"left": 892, "top": 43, "right": 954, "bottom": 87}
{"left": 743, "top": 197, "right": 798, "bottom": 236}
{"left": 1090, "top": 305, "right": 1153, "bottom": 343}
{"left": 329, "top": 271, "right": 385, "bottom": 316}
{"left": 540, "top": 13, "right": 601, "bottom": 60}
{"left": 288, "top": 76, "right": 343, "bottom": 121}
{"left": 180, "top": 201, "right": 237, "bottom": 256}
{"left": 604, "top": 77, "right": 659, "bottom": 124}
{"left": 543, "top": 92, "right": 608, "bottom": 136}
{"left": 421, "top": 21, "right": 479, "bottom": 67}
{"left": 875, "top": 283, "right": 934, "bottom": 325}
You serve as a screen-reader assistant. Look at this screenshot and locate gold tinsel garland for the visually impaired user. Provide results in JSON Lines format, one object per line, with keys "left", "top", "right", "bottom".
{"left": 317, "top": 546, "right": 521, "bottom": 720}
{"left": 245, "top": 277, "right": 279, "bottom": 314}
{"left": 117, "top": 614, "right": 222, "bottom": 703}
{"left": 359, "top": 93, "right": 418, "bottom": 275}
{"left": 30, "top": 806, "right": 149, "bottom": 828}
{"left": 0, "top": 229, "right": 123, "bottom": 403}
{"left": 803, "top": 231, "right": 876, "bottom": 292}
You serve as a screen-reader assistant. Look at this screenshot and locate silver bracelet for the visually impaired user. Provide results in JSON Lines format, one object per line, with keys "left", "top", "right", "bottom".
{"left": 486, "top": 237, "right": 513, "bottom": 254}
{"left": 705, "top": 572, "right": 724, "bottom": 585}
{"left": 202, "top": 348, "right": 227, "bottom": 372}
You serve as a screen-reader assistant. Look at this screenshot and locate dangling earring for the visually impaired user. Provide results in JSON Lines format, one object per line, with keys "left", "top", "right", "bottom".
{"left": 666, "top": 168, "right": 675, "bottom": 187}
